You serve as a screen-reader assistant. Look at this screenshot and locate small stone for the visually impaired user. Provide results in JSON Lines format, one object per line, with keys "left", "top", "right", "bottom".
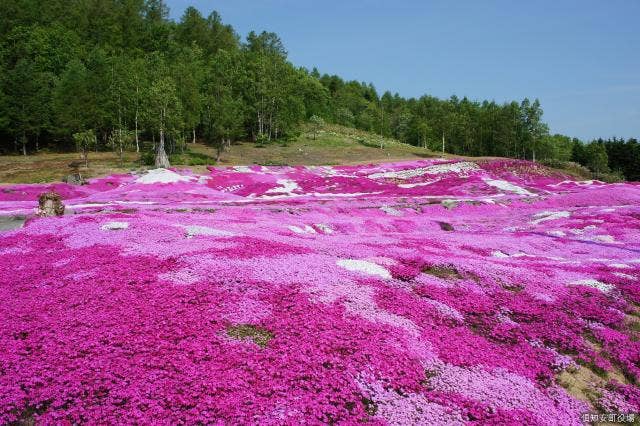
{"left": 437, "top": 221, "right": 454, "bottom": 231}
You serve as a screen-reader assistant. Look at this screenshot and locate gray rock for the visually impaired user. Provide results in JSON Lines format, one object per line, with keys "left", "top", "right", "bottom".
{"left": 0, "top": 215, "right": 26, "bottom": 231}
{"left": 62, "top": 173, "right": 86, "bottom": 185}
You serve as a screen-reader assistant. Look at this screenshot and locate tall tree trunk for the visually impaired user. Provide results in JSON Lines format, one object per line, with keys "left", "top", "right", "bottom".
{"left": 155, "top": 121, "right": 170, "bottom": 168}
{"left": 192, "top": 128, "right": 196, "bottom": 144}
{"left": 442, "top": 131, "right": 445, "bottom": 155}
{"left": 216, "top": 139, "right": 222, "bottom": 163}
{"left": 118, "top": 128, "right": 123, "bottom": 166}
{"left": 135, "top": 113, "right": 139, "bottom": 153}
{"left": 135, "top": 86, "right": 140, "bottom": 153}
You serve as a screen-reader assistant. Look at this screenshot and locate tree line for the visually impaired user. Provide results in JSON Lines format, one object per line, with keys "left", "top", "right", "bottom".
{"left": 0, "top": 0, "right": 637, "bottom": 179}
{"left": 570, "top": 137, "right": 640, "bottom": 181}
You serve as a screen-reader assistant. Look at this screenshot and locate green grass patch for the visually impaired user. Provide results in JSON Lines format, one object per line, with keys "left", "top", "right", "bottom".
{"left": 226, "top": 324, "right": 274, "bottom": 348}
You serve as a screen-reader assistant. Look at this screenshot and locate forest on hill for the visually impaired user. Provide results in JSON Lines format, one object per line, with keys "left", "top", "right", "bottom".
{"left": 0, "top": 0, "right": 638, "bottom": 179}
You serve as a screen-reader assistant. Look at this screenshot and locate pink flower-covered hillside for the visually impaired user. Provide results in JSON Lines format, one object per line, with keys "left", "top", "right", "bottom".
{"left": 1, "top": 159, "right": 639, "bottom": 424}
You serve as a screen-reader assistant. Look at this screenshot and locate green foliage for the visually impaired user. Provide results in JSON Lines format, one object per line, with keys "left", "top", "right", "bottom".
{"left": 53, "top": 60, "right": 91, "bottom": 135}
{"left": 309, "top": 115, "right": 324, "bottom": 140}
{"left": 585, "top": 142, "right": 609, "bottom": 175}
{"left": 540, "top": 159, "right": 591, "bottom": 179}
{"left": 147, "top": 76, "right": 182, "bottom": 134}
{"left": 142, "top": 148, "right": 215, "bottom": 166}
{"left": 72, "top": 129, "right": 96, "bottom": 166}
{"left": 0, "top": 0, "right": 633, "bottom": 181}
{"left": 601, "top": 137, "right": 640, "bottom": 181}
{"left": 140, "top": 150, "right": 155, "bottom": 166}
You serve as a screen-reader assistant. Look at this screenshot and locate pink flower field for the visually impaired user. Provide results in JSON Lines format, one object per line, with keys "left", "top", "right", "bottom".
{"left": 1, "top": 159, "right": 639, "bottom": 424}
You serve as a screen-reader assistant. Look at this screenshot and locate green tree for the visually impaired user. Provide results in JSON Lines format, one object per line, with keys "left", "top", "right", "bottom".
{"left": 202, "top": 50, "right": 245, "bottom": 161}
{"left": 309, "top": 115, "right": 324, "bottom": 140}
{"left": 53, "top": 60, "right": 92, "bottom": 137}
{"left": 585, "top": 142, "right": 609, "bottom": 175}
{"left": 73, "top": 129, "right": 97, "bottom": 168}
{"left": 108, "top": 128, "right": 134, "bottom": 166}
{"left": 148, "top": 76, "right": 182, "bottom": 168}
{"left": 521, "top": 98, "right": 549, "bottom": 162}
{"left": 4, "top": 58, "right": 50, "bottom": 155}
{"left": 171, "top": 45, "right": 204, "bottom": 144}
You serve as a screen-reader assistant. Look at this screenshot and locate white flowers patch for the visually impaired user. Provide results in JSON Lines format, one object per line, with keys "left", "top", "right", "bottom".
{"left": 491, "top": 251, "right": 510, "bottom": 258}
{"left": 314, "top": 223, "right": 334, "bottom": 234}
{"left": 422, "top": 161, "right": 479, "bottom": 175}
{"left": 220, "top": 184, "right": 243, "bottom": 193}
{"left": 288, "top": 225, "right": 317, "bottom": 234}
{"left": 233, "top": 166, "right": 252, "bottom": 173}
{"left": 368, "top": 168, "right": 428, "bottom": 180}
{"left": 136, "top": 169, "right": 193, "bottom": 184}
{"left": 368, "top": 161, "right": 479, "bottom": 180}
{"left": 593, "top": 235, "right": 615, "bottom": 243}
{"left": 398, "top": 179, "right": 441, "bottom": 188}
{"left": 614, "top": 273, "right": 635, "bottom": 280}
{"left": 609, "top": 263, "right": 630, "bottom": 269}
{"left": 100, "top": 221, "right": 129, "bottom": 231}
{"left": 426, "top": 299, "right": 464, "bottom": 322}
{"left": 531, "top": 211, "right": 571, "bottom": 225}
{"left": 337, "top": 259, "right": 391, "bottom": 279}
{"left": 183, "top": 225, "right": 234, "bottom": 238}
{"left": 380, "top": 205, "right": 402, "bottom": 216}
{"left": 483, "top": 178, "right": 534, "bottom": 196}
{"left": 196, "top": 175, "right": 210, "bottom": 185}
{"left": 570, "top": 279, "right": 614, "bottom": 293}
{"left": 266, "top": 179, "right": 300, "bottom": 196}
{"left": 550, "top": 179, "right": 603, "bottom": 187}
{"left": 546, "top": 230, "right": 566, "bottom": 237}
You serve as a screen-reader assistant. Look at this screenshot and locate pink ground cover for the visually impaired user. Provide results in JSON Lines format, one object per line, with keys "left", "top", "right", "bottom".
{"left": 1, "top": 159, "right": 639, "bottom": 424}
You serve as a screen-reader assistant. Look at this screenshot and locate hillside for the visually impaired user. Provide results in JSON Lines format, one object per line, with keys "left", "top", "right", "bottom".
{"left": 1, "top": 158, "right": 639, "bottom": 423}
{"left": 0, "top": 125, "right": 436, "bottom": 184}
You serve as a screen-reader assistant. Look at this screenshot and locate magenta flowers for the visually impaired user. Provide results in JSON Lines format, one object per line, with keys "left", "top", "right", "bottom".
{"left": 0, "top": 160, "right": 639, "bottom": 424}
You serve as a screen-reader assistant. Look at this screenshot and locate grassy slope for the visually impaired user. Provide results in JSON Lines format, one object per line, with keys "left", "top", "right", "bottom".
{"left": 0, "top": 124, "right": 437, "bottom": 184}
{"left": 0, "top": 123, "right": 592, "bottom": 184}
{"left": 194, "top": 124, "right": 436, "bottom": 166}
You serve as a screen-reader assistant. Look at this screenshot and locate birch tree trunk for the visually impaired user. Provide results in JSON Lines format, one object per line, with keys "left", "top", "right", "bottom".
{"left": 135, "top": 114, "right": 139, "bottom": 153}
{"left": 155, "top": 108, "right": 170, "bottom": 168}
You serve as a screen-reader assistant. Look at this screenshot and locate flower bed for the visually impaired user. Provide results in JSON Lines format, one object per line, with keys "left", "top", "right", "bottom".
{"left": 1, "top": 159, "right": 639, "bottom": 424}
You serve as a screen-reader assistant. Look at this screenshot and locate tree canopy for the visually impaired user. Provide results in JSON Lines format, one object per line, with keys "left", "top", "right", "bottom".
{"left": 0, "top": 0, "right": 636, "bottom": 179}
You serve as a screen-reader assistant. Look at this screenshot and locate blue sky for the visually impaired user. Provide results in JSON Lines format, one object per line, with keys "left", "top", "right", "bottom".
{"left": 166, "top": 0, "right": 640, "bottom": 141}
